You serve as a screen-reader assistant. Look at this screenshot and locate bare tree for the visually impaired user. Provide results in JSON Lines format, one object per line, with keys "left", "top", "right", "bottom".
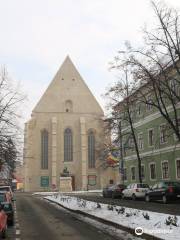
{"left": 105, "top": 67, "right": 143, "bottom": 183}
{"left": 114, "top": 1, "right": 180, "bottom": 141}
{"left": 0, "top": 67, "right": 26, "bottom": 172}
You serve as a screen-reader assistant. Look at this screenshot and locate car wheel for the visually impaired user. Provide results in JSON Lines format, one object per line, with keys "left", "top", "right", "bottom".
{"left": 162, "top": 195, "right": 168, "bottom": 204}
{"left": 112, "top": 192, "right": 116, "bottom": 199}
{"left": 145, "top": 195, "right": 150, "bottom": 202}
{"left": 8, "top": 219, "right": 14, "bottom": 226}
{"left": 132, "top": 194, "right": 136, "bottom": 201}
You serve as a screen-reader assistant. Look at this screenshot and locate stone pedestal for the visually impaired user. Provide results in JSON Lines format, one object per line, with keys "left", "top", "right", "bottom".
{"left": 59, "top": 177, "right": 72, "bottom": 192}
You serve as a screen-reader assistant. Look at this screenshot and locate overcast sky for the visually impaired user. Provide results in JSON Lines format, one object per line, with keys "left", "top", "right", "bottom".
{"left": 0, "top": 0, "right": 180, "bottom": 122}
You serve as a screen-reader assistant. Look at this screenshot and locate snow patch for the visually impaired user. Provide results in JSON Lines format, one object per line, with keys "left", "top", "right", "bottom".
{"left": 44, "top": 193, "right": 180, "bottom": 240}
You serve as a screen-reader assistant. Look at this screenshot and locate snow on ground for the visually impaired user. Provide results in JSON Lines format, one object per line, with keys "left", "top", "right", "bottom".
{"left": 44, "top": 193, "right": 180, "bottom": 240}
{"left": 44, "top": 198, "right": 143, "bottom": 240}
{"left": 33, "top": 189, "right": 102, "bottom": 196}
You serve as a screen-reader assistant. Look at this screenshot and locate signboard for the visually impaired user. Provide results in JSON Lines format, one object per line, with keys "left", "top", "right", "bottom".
{"left": 40, "top": 176, "right": 49, "bottom": 187}
{"left": 88, "top": 175, "right": 97, "bottom": 186}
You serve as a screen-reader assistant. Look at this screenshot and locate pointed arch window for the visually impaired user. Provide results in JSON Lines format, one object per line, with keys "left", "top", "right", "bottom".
{"left": 64, "top": 128, "right": 73, "bottom": 162}
{"left": 88, "top": 130, "right": 95, "bottom": 168}
{"left": 41, "top": 129, "right": 48, "bottom": 169}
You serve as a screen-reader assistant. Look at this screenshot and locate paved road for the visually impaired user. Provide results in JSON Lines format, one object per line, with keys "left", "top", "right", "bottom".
{"left": 15, "top": 193, "right": 136, "bottom": 240}
{"left": 71, "top": 194, "right": 180, "bottom": 215}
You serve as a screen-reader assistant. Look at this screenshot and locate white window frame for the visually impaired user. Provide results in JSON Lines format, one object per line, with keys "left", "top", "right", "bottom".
{"left": 173, "top": 118, "right": 180, "bottom": 141}
{"left": 169, "top": 78, "right": 179, "bottom": 96}
{"left": 149, "top": 162, "right": 157, "bottom": 181}
{"left": 137, "top": 103, "right": 142, "bottom": 116}
{"left": 123, "top": 168, "right": 127, "bottom": 182}
{"left": 129, "top": 136, "right": 134, "bottom": 151}
{"left": 175, "top": 159, "right": 180, "bottom": 180}
{"left": 159, "top": 124, "right": 168, "bottom": 144}
{"left": 161, "top": 160, "right": 169, "bottom": 180}
{"left": 131, "top": 166, "right": 136, "bottom": 181}
{"left": 141, "top": 164, "right": 145, "bottom": 180}
{"left": 148, "top": 128, "right": 154, "bottom": 147}
{"left": 138, "top": 132, "right": 144, "bottom": 149}
{"left": 146, "top": 95, "right": 153, "bottom": 111}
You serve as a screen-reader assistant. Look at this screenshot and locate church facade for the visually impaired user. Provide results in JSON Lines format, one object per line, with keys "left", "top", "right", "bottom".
{"left": 23, "top": 56, "right": 116, "bottom": 191}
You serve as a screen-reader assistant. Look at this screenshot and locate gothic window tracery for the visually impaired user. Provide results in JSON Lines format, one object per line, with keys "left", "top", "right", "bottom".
{"left": 41, "top": 129, "right": 48, "bottom": 169}
{"left": 64, "top": 128, "right": 73, "bottom": 162}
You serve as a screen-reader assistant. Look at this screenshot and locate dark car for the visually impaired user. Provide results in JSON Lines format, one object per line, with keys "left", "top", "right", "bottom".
{"left": 0, "top": 204, "right": 7, "bottom": 238}
{"left": 145, "top": 181, "right": 180, "bottom": 204}
{"left": 0, "top": 192, "right": 14, "bottom": 226}
{"left": 103, "top": 184, "right": 126, "bottom": 198}
{"left": 0, "top": 186, "right": 13, "bottom": 200}
{"left": 1, "top": 202, "right": 14, "bottom": 226}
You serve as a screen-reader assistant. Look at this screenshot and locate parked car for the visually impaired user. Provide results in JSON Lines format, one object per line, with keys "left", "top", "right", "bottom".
{"left": 0, "top": 185, "right": 13, "bottom": 198}
{"left": 102, "top": 184, "right": 126, "bottom": 198}
{"left": 122, "top": 183, "right": 149, "bottom": 200}
{"left": 0, "top": 204, "right": 7, "bottom": 238}
{"left": 145, "top": 181, "right": 180, "bottom": 204}
{"left": 0, "top": 192, "right": 14, "bottom": 226}
{"left": 1, "top": 202, "right": 14, "bottom": 226}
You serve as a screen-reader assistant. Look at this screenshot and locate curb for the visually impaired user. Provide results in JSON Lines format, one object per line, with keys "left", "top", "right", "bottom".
{"left": 45, "top": 197, "right": 163, "bottom": 240}
{"left": 13, "top": 202, "right": 21, "bottom": 240}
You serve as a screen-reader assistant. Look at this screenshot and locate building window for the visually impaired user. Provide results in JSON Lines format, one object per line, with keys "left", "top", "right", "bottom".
{"left": 141, "top": 165, "right": 145, "bottom": 180}
{"left": 173, "top": 118, "right": 180, "bottom": 141}
{"left": 162, "top": 161, "right": 169, "bottom": 179}
{"left": 176, "top": 160, "right": 180, "bottom": 179}
{"left": 64, "top": 128, "right": 73, "bottom": 162}
{"left": 138, "top": 133, "right": 143, "bottom": 149}
{"left": 88, "top": 130, "right": 95, "bottom": 168}
{"left": 160, "top": 124, "right": 167, "bottom": 144}
{"left": 41, "top": 129, "right": 48, "bottom": 169}
{"left": 150, "top": 163, "right": 156, "bottom": 180}
{"left": 170, "top": 78, "right": 179, "bottom": 96}
{"left": 131, "top": 167, "right": 136, "bottom": 180}
{"left": 146, "top": 95, "right": 153, "bottom": 111}
{"left": 123, "top": 168, "right": 127, "bottom": 181}
{"left": 148, "top": 129, "right": 154, "bottom": 146}
{"left": 128, "top": 136, "right": 134, "bottom": 151}
{"left": 137, "top": 104, "right": 141, "bottom": 115}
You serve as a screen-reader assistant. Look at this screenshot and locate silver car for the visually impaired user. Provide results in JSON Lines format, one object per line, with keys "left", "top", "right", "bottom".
{"left": 122, "top": 183, "right": 149, "bottom": 200}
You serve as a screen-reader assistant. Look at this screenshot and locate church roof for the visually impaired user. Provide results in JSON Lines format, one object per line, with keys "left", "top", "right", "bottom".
{"left": 33, "top": 56, "right": 104, "bottom": 115}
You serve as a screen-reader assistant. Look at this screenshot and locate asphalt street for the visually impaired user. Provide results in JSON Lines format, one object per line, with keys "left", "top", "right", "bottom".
{"left": 72, "top": 194, "right": 180, "bottom": 215}
{"left": 15, "top": 193, "right": 135, "bottom": 240}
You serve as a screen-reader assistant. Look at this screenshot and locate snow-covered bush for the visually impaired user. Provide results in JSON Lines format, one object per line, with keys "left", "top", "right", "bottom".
{"left": 142, "top": 212, "right": 150, "bottom": 220}
{"left": 165, "top": 216, "right": 178, "bottom": 227}
{"left": 107, "top": 204, "right": 114, "bottom": 211}
{"left": 116, "top": 207, "right": 125, "bottom": 214}
{"left": 96, "top": 203, "right": 101, "bottom": 209}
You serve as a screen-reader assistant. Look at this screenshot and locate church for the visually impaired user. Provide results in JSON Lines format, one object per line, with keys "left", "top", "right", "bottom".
{"left": 23, "top": 56, "right": 117, "bottom": 191}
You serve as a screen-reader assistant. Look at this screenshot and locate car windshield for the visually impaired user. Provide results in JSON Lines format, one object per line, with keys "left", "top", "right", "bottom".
{"left": 117, "top": 184, "right": 125, "bottom": 188}
{"left": 0, "top": 187, "right": 9, "bottom": 191}
{"left": 165, "top": 182, "right": 180, "bottom": 187}
{"left": 137, "top": 184, "right": 149, "bottom": 188}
